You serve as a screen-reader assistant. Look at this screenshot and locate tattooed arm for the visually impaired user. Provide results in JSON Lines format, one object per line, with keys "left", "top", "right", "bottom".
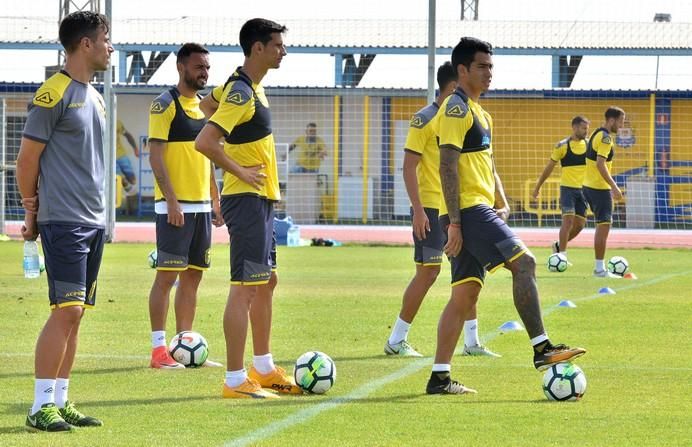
{"left": 440, "top": 145, "right": 462, "bottom": 257}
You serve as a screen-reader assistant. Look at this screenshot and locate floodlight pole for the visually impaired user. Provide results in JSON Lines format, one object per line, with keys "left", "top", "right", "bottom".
{"left": 104, "top": 0, "right": 117, "bottom": 242}
{"left": 427, "top": 0, "right": 436, "bottom": 105}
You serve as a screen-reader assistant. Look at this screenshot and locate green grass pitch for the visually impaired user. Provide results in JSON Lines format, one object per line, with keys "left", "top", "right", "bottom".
{"left": 0, "top": 241, "right": 690, "bottom": 446}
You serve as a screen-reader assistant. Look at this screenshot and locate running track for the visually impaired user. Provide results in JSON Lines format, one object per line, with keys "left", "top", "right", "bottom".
{"left": 5, "top": 222, "right": 692, "bottom": 249}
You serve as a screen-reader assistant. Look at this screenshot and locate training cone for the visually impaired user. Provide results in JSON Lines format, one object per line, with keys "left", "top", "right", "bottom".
{"left": 623, "top": 272, "right": 638, "bottom": 280}
{"left": 598, "top": 287, "right": 616, "bottom": 295}
{"left": 558, "top": 300, "right": 577, "bottom": 308}
{"left": 499, "top": 320, "right": 524, "bottom": 332}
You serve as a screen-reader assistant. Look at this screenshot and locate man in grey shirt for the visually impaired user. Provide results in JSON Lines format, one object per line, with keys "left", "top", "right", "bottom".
{"left": 16, "top": 11, "right": 113, "bottom": 432}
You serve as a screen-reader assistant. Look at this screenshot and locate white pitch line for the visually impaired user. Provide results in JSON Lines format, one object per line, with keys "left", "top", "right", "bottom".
{"left": 224, "top": 270, "right": 691, "bottom": 447}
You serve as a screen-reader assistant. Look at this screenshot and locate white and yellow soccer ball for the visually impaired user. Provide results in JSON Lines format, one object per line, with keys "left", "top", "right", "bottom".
{"left": 547, "top": 253, "right": 568, "bottom": 272}
{"left": 293, "top": 351, "right": 336, "bottom": 394}
{"left": 607, "top": 256, "right": 629, "bottom": 276}
{"left": 168, "top": 331, "right": 209, "bottom": 367}
{"left": 147, "top": 249, "right": 157, "bottom": 269}
{"left": 543, "top": 362, "right": 587, "bottom": 401}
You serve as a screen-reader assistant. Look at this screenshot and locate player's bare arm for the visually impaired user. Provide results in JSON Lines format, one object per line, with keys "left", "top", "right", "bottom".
{"left": 532, "top": 159, "right": 557, "bottom": 199}
{"left": 439, "top": 145, "right": 462, "bottom": 257}
{"left": 149, "top": 140, "right": 184, "bottom": 226}
{"left": 402, "top": 150, "right": 429, "bottom": 240}
{"left": 15, "top": 137, "right": 46, "bottom": 240}
{"left": 195, "top": 124, "right": 265, "bottom": 190}
{"left": 596, "top": 156, "right": 622, "bottom": 200}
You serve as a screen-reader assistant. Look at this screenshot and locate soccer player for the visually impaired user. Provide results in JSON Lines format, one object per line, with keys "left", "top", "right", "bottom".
{"left": 583, "top": 107, "right": 626, "bottom": 277}
{"left": 289, "top": 122, "right": 328, "bottom": 173}
{"left": 195, "top": 18, "right": 300, "bottom": 399}
{"left": 429, "top": 37, "right": 586, "bottom": 395}
{"left": 16, "top": 11, "right": 113, "bottom": 431}
{"left": 115, "top": 119, "right": 139, "bottom": 194}
{"left": 532, "top": 116, "right": 590, "bottom": 263}
{"left": 147, "top": 43, "right": 223, "bottom": 369}
{"left": 385, "top": 62, "right": 499, "bottom": 359}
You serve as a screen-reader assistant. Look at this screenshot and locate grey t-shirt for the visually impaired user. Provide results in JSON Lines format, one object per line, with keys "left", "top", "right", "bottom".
{"left": 23, "top": 71, "right": 106, "bottom": 228}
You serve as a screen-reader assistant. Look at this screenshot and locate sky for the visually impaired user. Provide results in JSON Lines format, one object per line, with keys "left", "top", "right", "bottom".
{"left": 2, "top": 0, "right": 692, "bottom": 89}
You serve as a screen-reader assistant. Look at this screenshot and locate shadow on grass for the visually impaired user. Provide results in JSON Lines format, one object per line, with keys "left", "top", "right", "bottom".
{"left": 0, "top": 364, "right": 148, "bottom": 380}
{"left": 0, "top": 425, "right": 30, "bottom": 435}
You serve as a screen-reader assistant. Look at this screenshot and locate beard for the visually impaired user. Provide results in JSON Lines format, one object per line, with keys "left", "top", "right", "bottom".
{"left": 184, "top": 75, "right": 206, "bottom": 91}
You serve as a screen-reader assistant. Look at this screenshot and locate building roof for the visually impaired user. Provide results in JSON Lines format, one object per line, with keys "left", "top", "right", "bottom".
{"left": 2, "top": 16, "right": 692, "bottom": 54}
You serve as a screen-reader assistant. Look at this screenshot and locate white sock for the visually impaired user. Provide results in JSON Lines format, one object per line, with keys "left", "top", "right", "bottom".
{"left": 388, "top": 317, "right": 412, "bottom": 345}
{"left": 432, "top": 363, "right": 451, "bottom": 373}
{"left": 31, "top": 378, "right": 56, "bottom": 415}
{"left": 54, "top": 378, "right": 69, "bottom": 408}
{"left": 595, "top": 259, "right": 605, "bottom": 272}
{"left": 225, "top": 369, "right": 247, "bottom": 388}
{"left": 152, "top": 330, "right": 167, "bottom": 349}
{"left": 253, "top": 353, "right": 275, "bottom": 375}
{"left": 463, "top": 319, "right": 480, "bottom": 347}
{"left": 530, "top": 334, "right": 549, "bottom": 347}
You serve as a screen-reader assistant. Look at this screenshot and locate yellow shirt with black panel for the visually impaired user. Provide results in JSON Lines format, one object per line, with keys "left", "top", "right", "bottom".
{"left": 293, "top": 135, "right": 327, "bottom": 171}
{"left": 404, "top": 102, "right": 442, "bottom": 210}
{"left": 551, "top": 137, "right": 586, "bottom": 188}
{"left": 584, "top": 127, "right": 614, "bottom": 190}
{"left": 148, "top": 88, "right": 211, "bottom": 214}
{"left": 208, "top": 68, "right": 280, "bottom": 201}
{"left": 434, "top": 88, "right": 495, "bottom": 215}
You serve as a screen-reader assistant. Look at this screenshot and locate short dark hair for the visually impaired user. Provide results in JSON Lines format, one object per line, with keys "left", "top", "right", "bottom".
{"left": 307, "top": 122, "right": 317, "bottom": 128}
{"left": 451, "top": 37, "right": 493, "bottom": 71}
{"left": 605, "top": 107, "right": 625, "bottom": 121}
{"left": 176, "top": 42, "right": 209, "bottom": 64}
{"left": 239, "top": 18, "right": 287, "bottom": 57}
{"left": 59, "top": 11, "right": 109, "bottom": 53}
{"left": 571, "top": 115, "right": 590, "bottom": 126}
{"left": 436, "top": 62, "right": 457, "bottom": 90}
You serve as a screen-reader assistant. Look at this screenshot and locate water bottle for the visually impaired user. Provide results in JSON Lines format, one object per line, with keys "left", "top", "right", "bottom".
{"left": 287, "top": 225, "right": 300, "bottom": 247}
{"left": 23, "top": 240, "right": 41, "bottom": 279}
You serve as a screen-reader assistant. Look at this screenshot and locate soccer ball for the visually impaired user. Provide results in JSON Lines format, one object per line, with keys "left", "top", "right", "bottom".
{"left": 147, "top": 249, "right": 157, "bottom": 269}
{"left": 543, "top": 363, "right": 587, "bottom": 401}
{"left": 168, "top": 331, "right": 209, "bottom": 367}
{"left": 607, "top": 256, "right": 629, "bottom": 276}
{"left": 293, "top": 351, "right": 336, "bottom": 394}
{"left": 547, "top": 253, "right": 568, "bottom": 272}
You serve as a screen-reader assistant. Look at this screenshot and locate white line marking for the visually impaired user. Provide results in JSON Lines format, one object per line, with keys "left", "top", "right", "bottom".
{"left": 224, "top": 270, "right": 690, "bottom": 447}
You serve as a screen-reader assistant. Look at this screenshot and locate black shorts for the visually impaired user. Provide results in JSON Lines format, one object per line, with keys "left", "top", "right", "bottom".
{"left": 155, "top": 212, "right": 212, "bottom": 271}
{"left": 583, "top": 186, "right": 613, "bottom": 224}
{"left": 440, "top": 214, "right": 486, "bottom": 287}
{"left": 38, "top": 223, "right": 105, "bottom": 309}
{"left": 221, "top": 195, "right": 276, "bottom": 285}
{"left": 412, "top": 207, "right": 444, "bottom": 265}
{"left": 560, "top": 186, "right": 587, "bottom": 218}
{"left": 458, "top": 205, "right": 528, "bottom": 273}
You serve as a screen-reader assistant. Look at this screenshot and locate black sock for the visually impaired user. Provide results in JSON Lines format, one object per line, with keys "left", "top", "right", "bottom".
{"left": 430, "top": 371, "right": 450, "bottom": 383}
{"left": 533, "top": 340, "right": 552, "bottom": 354}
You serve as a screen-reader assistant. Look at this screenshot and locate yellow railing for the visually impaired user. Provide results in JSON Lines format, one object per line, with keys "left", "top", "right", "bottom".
{"left": 115, "top": 174, "right": 123, "bottom": 208}
{"left": 522, "top": 178, "right": 561, "bottom": 226}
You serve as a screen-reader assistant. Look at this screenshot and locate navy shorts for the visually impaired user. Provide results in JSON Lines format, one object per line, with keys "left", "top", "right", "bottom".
{"left": 560, "top": 186, "right": 587, "bottom": 218}
{"left": 155, "top": 212, "right": 212, "bottom": 271}
{"left": 439, "top": 214, "right": 486, "bottom": 287}
{"left": 413, "top": 207, "right": 444, "bottom": 265}
{"left": 38, "top": 223, "right": 105, "bottom": 309}
{"left": 458, "top": 205, "right": 527, "bottom": 273}
{"left": 583, "top": 186, "right": 613, "bottom": 224}
{"left": 221, "top": 195, "right": 276, "bottom": 285}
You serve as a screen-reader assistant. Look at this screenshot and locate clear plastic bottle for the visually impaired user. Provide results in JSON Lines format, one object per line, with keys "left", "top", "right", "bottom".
{"left": 23, "top": 240, "right": 41, "bottom": 279}
{"left": 287, "top": 225, "right": 300, "bottom": 247}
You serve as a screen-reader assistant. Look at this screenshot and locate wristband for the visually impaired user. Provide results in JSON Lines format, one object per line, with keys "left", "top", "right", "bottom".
{"left": 449, "top": 223, "right": 461, "bottom": 228}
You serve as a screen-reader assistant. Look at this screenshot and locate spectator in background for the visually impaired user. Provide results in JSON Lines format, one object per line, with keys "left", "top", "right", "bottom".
{"left": 289, "top": 122, "right": 328, "bottom": 173}
{"left": 115, "top": 119, "right": 139, "bottom": 194}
